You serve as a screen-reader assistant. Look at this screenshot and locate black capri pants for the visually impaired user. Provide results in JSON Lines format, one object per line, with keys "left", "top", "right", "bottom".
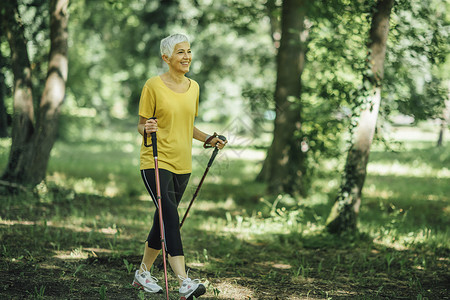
{"left": 141, "top": 168, "right": 190, "bottom": 257}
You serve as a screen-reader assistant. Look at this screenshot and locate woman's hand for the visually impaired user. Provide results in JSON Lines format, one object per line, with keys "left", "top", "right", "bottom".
{"left": 209, "top": 136, "right": 227, "bottom": 149}
{"left": 145, "top": 118, "right": 158, "bottom": 135}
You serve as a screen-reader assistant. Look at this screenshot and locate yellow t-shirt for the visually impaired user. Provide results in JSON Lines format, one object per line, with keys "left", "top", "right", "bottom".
{"left": 139, "top": 76, "right": 199, "bottom": 173}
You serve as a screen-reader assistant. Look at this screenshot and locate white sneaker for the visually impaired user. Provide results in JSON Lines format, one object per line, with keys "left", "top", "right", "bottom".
{"left": 179, "top": 272, "right": 206, "bottom": 300}
{"left": 131, "top": 263, "right": 163, "bottom": 293}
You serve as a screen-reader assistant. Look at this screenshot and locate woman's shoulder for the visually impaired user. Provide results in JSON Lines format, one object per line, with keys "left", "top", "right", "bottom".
{"left": 144, "top": 76, "right": 163, "bottom": 88}
{"left": 188, "top": 77, "right": 200, "bottom": 90}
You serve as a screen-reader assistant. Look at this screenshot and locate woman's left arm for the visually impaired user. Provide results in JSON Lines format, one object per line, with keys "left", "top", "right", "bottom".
{"left": 193, "top": 127, "right": 208, "bottom": 143}
{"left": 193, "top": 126, "right": 227, "bottom": 149}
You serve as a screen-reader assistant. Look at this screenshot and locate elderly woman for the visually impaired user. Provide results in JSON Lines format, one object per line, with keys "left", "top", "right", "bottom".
{"left": 132, "top": 34, "right": 226, "bottom": 299}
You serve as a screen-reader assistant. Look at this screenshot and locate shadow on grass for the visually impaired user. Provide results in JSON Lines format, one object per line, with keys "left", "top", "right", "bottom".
{"left": 1, "top": 181, "right": 449, "bottom": 299}
{"left": 1, "top": 136, "right": 449, "bottom": 298}
{"left": 181, "top": 227, "right": 449, "bottom": 299}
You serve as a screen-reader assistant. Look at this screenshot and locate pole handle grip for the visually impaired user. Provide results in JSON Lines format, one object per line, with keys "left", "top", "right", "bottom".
{"left": 151, "top": 131, "right": 157, "bottom": 157}
{"left": 143, "top": 117, "right": 157, "bottom": 152}
{"left": 207, "top": 135, "right": 227, "bottom": 167}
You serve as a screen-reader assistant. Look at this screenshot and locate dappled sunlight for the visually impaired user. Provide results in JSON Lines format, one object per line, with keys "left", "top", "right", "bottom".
{"left": 47, "top": 172, "right": 130, "bottom": 197}
{"left": 368, "top": 161, "right": 450, "bottom": 178}
{"left": 38, "top": 263, "right": 61, "bottom": 270}
{"left": 0, "top": 138, "right": 12, "bottom": 152}
{"left": 0, "top": 139, "right": 11, "bottom": 170}
{"left": 104, "top": 181, "right": 120, "bottom": 197}
{"left": 0, "top": 218, "right": 118, "bottom": 236}
{"left": 120, "top": 143, "right": 135, "bottom": 153}
{"left": 192, "top": 146, "right": 266, "bottom": 162}
{"left": 0, "top": 220, "right": 36, "bottom": 226}
{"left": 364, "top": 184, "right": 396, "bottom": 200}
{"left": 54, "top": 247, "right": 114, "bottom": 260}
{"left": 364, "top": 183, "right": 448, "bottom": 202}
{"left": 54, "top": 248, "right": 90, "bottom": 260}
{"left": 190, "top": 192, "right": 330, "bottom": 241}
{"left": 137, "top": 194, "right": 153, "bottom": 202}
{"left": 213, "top": 280, "right": 255, "bottom": 299}
{"left": 180, "top": 197, "right": 236, "bottom": 212}
{"left": 67, "top": 106, "right": 97, "bottom": 118}
{"left": 252, "top": 260, "right": 293, "bottom": 271}
{"left": 191, "top": 151, "right": 264, "bottom": 186}
{"left": 272, "top": 263, "right": 293, "bottom": 270}
{"left": 390, "top": 127, "right": 440, "bottom": 143}
{"left": 220, "top": 148, "right": 266, "bottom": 161}
{"left": 197, "top": 208, "right": 325, "bottom": 242}
{"left": 186, "top": 261, "right": 206, "bottom": 269}
{"left": 359, "top": 194, "right": 449, "bottom": 250}
{"left": 52, "top": 143, "right": 106, "bottom": 156}
{"left": 46, "top": 173, "right": 105, "bottom": 195}
{"left": 368, "top": 226, "right": 450, "bottom": 252}
{"left": 73, "top": 177, "right": 103, "bottom": 195}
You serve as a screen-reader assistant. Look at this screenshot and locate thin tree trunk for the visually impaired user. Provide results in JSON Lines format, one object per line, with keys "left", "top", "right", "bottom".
{"left": 1, "top": 0, "right": 69, "bottom": 186}
{"left": 0, "top": 39, "right": 8, "bottom": 137}
{"left": 437, "top": 81, "right": 450, "bottom": 147}
{"left": 0, "top": 66, "right": 8, "bottom": 138}
{"left": 326, "top": 0, "right": 395, "bottom": 234}
{"left": 257, "top": 0, "right": 309, "bottom": 196}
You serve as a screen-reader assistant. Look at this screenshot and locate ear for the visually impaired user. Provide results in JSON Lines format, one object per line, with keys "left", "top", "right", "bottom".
{"left": 162, "top": 54, "right": 170, "bottom": 64}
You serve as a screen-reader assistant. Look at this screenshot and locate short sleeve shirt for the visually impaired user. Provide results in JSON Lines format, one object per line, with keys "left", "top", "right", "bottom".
{"left": 139, "top": 76, "right": 199, "bottom": 173}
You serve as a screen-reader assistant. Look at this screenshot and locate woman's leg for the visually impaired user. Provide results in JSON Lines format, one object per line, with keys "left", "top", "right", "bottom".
{"left": 171, "top": 175, "right": 206, "bottom": 300}
{"left": 132, "top": 170, "right": 168, "bottom": 293}
{"left": 140, "top": 169, "right": 190, "bottom": 273}
{"left": 168, "top": 173, "right": 191, "bottom": 283}
{"left": 139, "top": 241, "right": 160, "bottom": 273}
{"left": 140, "top": 170, "right": 205, "bottom": 298}
{"left": 168, "top": 255, "right": 187, "bottom": 285}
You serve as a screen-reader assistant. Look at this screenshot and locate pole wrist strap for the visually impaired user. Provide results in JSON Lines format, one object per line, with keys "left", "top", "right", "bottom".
{"left": 203, "top": 132, "right": 218, "bottom": 148}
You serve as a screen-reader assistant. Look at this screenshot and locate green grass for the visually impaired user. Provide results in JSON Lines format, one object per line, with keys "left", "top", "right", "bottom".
{"left": 0, "top": 120, "right": 449, "bottom": 299}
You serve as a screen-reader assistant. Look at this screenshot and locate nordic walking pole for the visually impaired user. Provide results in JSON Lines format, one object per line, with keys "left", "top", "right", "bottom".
{"left": 180, "top": 134, "right": 227, "bottom": 229}
{"left": 144, "top": 117, "right": 170, "bottom": 300}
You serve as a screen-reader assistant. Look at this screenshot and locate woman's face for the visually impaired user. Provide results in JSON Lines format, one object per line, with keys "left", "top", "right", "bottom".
{"left": 165, "top": 42, "right": 192, "bottom": 73}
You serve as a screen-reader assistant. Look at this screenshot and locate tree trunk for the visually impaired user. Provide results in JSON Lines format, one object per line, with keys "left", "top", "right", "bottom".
{"left": 257, "top": 0, "right": 309, "bottom": 196}
{"left": 0, "top": 38, "right": 9, "bottom": 137}
{"left": 1, "top": 0, "right": 69, "bottom": 186}
{"left": 437, "top": 81, "right": 450, "bottom": 147}
{"left": 326, "top": 0, "right": 395, "bottom": 234}
{"left": 28, "top": 0, "right": 69, "bottom": 183}
{"left": 0, "top": 0, "right": 35, "bottom": 178}
{"left": 0, "top": 66, "right": 8, "bottom": 138}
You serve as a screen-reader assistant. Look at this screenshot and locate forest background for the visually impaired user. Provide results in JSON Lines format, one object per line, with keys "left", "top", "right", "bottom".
{"left": 0, "top": 0, "right": 449, "bottom": 299}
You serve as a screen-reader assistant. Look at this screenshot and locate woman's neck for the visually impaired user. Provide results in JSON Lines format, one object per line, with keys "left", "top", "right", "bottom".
{"left": 164, "top": 70, "right": 186, "bottom": 84}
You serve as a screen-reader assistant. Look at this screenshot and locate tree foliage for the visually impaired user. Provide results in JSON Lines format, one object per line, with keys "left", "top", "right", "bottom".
{"left": 383, "top": 0, "right": 449, "bottom": 121}
{"left": 0, "top": 0, "right": 448, "bottom": 191}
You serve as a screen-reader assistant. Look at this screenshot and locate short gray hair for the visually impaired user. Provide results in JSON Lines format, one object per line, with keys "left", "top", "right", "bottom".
{"left": 160, "top": 34, "right": 190, "bottom": 58}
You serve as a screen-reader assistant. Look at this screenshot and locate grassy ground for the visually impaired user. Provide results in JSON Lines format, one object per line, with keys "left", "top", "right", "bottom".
{"left": 0, "top": 120, "right": 449, "bottom": 299}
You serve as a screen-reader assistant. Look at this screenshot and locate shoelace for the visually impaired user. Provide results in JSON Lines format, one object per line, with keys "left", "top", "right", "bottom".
{"left": 178, "top": 270, "right": 200, "bottom": 285}
{"left": 140, "top": 263, "right": 159, "bottom": 283}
